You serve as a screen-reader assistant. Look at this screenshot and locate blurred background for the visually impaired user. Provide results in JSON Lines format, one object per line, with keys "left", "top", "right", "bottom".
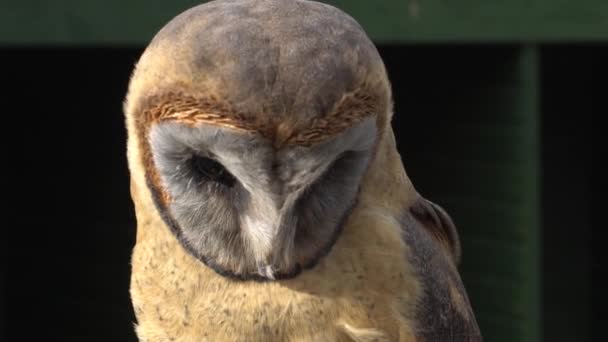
{"left": 1, "top": 1, "right": 605, "bottom": 341}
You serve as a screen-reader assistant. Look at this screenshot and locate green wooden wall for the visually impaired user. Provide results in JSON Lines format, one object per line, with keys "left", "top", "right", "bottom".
{"left": 1, "top": 0, "right": 608, "bottom": 43}
{"left": 1, "top": 1, "right": 602, "bottom": 341}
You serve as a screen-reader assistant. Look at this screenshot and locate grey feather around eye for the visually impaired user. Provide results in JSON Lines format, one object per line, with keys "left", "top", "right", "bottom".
{"left": 147, "top": 118, "right": 376, "bottom": 280}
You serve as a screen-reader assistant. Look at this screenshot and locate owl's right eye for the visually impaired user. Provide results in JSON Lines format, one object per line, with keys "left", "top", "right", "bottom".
{"left": 191, "top": 155, "right": 236, "bottom": 188}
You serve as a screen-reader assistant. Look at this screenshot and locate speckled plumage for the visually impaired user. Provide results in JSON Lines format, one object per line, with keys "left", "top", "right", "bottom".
{"left": 124, "top": 0, "right": 481, "bottom": 341}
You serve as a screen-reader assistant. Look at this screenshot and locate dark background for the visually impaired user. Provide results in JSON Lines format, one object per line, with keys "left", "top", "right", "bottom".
{"left": 1, "top": 44, "right": 604, "bottom": 341}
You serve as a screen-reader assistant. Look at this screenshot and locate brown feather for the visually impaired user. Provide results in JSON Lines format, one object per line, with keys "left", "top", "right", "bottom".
{"left": 409, "top": 197, "right": 462, "bottom": 263}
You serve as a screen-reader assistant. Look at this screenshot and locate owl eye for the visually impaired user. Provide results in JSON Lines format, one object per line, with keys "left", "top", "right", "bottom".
{"left": 191, "top": 155, "right": 236, "bottom": 188}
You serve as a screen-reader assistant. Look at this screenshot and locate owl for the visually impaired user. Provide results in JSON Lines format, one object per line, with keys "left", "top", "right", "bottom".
{"left": 124, "top": 0, "right": 481, "bottom": 341}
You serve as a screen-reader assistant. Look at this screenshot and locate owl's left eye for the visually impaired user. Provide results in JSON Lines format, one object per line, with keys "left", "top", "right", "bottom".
{"left": 191, "top": 155, "right": 236, "bottom": 188}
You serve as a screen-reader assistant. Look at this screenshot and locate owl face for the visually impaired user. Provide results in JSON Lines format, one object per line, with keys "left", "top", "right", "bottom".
{"left": 148, "top": 117, "right": 376, "bottom": 280}
{"left": 126, "top": 0, "right": 391, "bottom": 281}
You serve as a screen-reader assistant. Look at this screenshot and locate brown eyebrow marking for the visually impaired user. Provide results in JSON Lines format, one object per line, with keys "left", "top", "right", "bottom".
{"left": 285, "top": 89, "right": 379, "bottom": 147}
{"left": 143, "top": 92, "right": 265, "bottom": 134}
{"left": 134, "top": 86, "right": 382, "bottom": 206}
{"left": 138, "top": 87, "right": 380, "bottom": 148}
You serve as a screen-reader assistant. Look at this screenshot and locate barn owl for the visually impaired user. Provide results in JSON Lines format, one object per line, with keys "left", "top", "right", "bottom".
{"left": 124, "top": 0, "right": 482, "bottom": 341}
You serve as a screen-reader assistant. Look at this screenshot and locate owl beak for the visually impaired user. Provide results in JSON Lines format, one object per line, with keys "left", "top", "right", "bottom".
{"left": 238, "top": 160, "right": 330, "bottom": 277}
{"left": 240, "top": 189, "right": 284, "bottom": 257}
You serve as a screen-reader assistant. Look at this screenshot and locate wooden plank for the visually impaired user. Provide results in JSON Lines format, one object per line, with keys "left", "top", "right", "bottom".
{"left": 1, "top": 0, "right": 608, "bottom": 44}
{"left": 517, "top": 45, "right": 542, "bottom": 342}
{"left": 330, "top": 0, "right": 608, "bottom": 42}
{"left": 0, "top": 0, "right": 200, "bottom": 45}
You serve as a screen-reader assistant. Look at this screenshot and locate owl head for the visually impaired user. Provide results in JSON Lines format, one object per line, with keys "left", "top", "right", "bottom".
{"left": 124, "top": 0, "right": 405, "bottom": 281}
